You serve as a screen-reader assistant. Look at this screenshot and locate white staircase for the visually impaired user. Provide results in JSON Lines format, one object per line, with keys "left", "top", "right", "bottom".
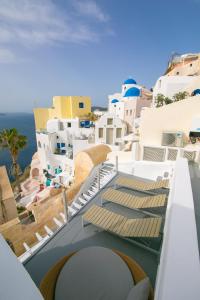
{"left": 18, "top": 163, "right": 116, "bottom": 264}
{"left": 68, "top": 163, "right": 116, "bottom": 218}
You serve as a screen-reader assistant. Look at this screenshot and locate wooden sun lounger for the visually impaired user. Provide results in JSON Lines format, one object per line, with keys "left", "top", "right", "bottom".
{"left": 102, "top": 188, "right": 166, "bottom": 209}
{"left": 115, "top": 176, "right": 169, "bottom": 191}
{"left": 83, "top": 205, "right": 162, "bottom": 238}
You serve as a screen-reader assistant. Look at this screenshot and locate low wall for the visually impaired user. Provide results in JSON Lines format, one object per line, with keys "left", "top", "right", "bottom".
{"left": 140, "top": 96, "right": 200, "bottom": 146}
{"left": 0, "top": 235, "right": 43, "bottom": 300}
{"left": 155, "top": 158, "right": 200, "bottom": 299}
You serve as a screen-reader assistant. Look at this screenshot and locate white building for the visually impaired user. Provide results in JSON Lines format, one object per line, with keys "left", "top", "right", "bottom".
{"left": 95, "top": 113, "right": 127, "bottom": 150}
{"left": 36, "top": 118, "right": 95, "bottom": 186}
{"left": 108, "top": 78, "right": 152, "bottom": 132}
{"left": 153, "top": 75, "right": 194, "bottom": 104}
{"left": 153, "top": 53, "right": 200, "bottom": 106}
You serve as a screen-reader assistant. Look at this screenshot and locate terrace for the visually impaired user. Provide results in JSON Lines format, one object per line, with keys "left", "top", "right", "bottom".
{"left": 1, "top": 158, "right": 199, "bottom": 299}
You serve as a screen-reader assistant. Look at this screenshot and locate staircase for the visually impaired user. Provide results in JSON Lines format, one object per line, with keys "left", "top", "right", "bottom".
{"left": 18, "top": 163, "right": 116, "bottom": 263}
{"left": 68, "top": 163, "right": 116, "bottom": 218}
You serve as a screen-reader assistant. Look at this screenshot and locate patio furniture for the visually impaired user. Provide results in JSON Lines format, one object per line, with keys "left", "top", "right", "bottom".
{"left": 83, "top": 205, "right": 162, "bottom": 238}
{"left": 102, "top": 188, "right": 166, "bottom": 210}
{"left": 115, "top": 176, "right": 169, "bottom": 191}
{"left": 39, "top": 248, "right": 153, "bottom": 300}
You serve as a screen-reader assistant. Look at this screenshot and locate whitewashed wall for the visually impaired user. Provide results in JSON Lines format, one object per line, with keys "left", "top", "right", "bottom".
{"left": 155, "top": 158, "right": 200, "bottom": 300}
{"left": 0, "top": 235, "right": 43, "bottom": 300}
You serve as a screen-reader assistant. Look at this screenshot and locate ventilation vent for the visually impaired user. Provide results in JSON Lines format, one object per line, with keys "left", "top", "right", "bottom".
{"left": 162, "top": 131, "right": 184, "bottom": 147}
{"left": 167, "top": 148, "right": 178, "bottom": 161}
{"left": 183, "top": 151, "right": 196, "bottom": 161}
{"left": 143, "top": 147, "right": 166, "bottom": 162}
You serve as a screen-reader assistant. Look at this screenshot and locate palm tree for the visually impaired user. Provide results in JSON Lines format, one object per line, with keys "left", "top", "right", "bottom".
{"left": 0, "top": 128, "right": 27, "bottom": 193}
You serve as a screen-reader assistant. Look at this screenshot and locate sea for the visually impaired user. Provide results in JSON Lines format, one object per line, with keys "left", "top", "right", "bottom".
{"left": 0, "top": 113, "right": 37, "bottom": 179}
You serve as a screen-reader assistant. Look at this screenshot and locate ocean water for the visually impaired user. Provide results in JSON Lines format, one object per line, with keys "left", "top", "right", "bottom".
{"left": 0, "top": 113, "right": 37, "bottom": 179}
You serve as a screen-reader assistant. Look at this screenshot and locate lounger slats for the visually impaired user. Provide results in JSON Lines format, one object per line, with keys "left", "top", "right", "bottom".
{"left": 102, "top": 188, "right": 166, "bottom": 209}
{"left": 116, "top": 176, "right": 169, "bottom": 191}
{"left": 83, "top": 205, "right": 162, "bottom": 238}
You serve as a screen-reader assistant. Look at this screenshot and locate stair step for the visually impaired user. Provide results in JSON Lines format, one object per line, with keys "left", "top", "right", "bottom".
{"left": 44, "top": 225, "right": 54, "bottom": 236}
{"left": 60, "top": 212, "right": 66, "bottom": 222}
{"left": 68, "top": 206, "right": 77, "bottom": 216}
{"left": 23, "top": 242, "right": 30, "bottom": 252}
{"left": 73, "top": 202, "right": 82, "bottom": 210}
{"left": 78, "top": 197, "right": 87, "bottom": 205}
{"left": 53, "top": 217, "right": 63, "bottom": 228}
{"left": 83, "top": 193, "right": 92, "bottom": 200}
{"left": 35, "top": 232, "right": 43, "bottom": 242}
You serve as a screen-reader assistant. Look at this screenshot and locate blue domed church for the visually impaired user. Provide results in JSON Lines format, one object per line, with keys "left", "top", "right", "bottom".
{"left": 108, "top": 78, "right": 152, "bottom": 133}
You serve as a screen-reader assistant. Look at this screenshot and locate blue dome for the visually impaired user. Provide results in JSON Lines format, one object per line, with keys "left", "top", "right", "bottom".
{"left": 123, "top": 78, "right": 137, "bottom": 85}
{"left": 111, "top": 99, "right": 119, "bottom": 103}
{"left": 124, "top": 87, "right": 140, "bottom": 97}
{"left": 193, "top": 89, "right": 200, "bottom": 96}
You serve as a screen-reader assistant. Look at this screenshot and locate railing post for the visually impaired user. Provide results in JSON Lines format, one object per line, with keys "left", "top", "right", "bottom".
{"left": 115, "top": 155, "right": 118, "bottom": 172}
{"left": 97, "top": 167, "right": 100, "bottom": 191}
{"left": 62, "top": 187, "right": 68, "bottom": 222}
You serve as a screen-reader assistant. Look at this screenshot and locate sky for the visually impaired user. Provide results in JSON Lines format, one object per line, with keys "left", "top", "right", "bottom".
{"left": 0, "top": 0, "right": 200, "bottom": 112}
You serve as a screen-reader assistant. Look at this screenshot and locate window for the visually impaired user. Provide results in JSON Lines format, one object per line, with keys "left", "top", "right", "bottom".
{"left": 190, "top": 63, "right": 192, "bottom": 67}
{"left": 176, "top": 71, "right": 179, "bottom": 75}
{"left": 107, "top": 118, "right": 113, "bottom": 125}
{"left": 38, "top": 141, "right": 41, "bottom": 148}
{"left": 79, "top": 102, "right": 84, "bottom": 108}
{"left": 67, "top": 122, "right": 71, "bottom": 128}
{"left": 116, "top": 128, "right": 122, "bottom": 138}
{"left": 59, "top": 122, "right": 64, "bottom": 131}
{"left": 57, "top": 143, "right": 61, "bottom": 149}
{"left": 99, "top": 128, "right": 103, "bottom": 138}
{"left": 130, "top": 110, "right": 132, "bottom": 115}
{"left": 61, "top": 143, "right": 65, "bottom": 147}
{"left": 47, "top": 164, "right": 50, "bottom": 170}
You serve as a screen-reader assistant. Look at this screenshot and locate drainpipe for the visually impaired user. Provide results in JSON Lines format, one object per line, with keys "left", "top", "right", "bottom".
{"left": 97, "top": 167, "right": 101, "bottom": 191}
{"left": 115, "top": 155, "right": 118, "bottom": 173}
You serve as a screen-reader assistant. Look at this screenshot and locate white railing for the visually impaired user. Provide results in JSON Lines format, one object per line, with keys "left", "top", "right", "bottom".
{"left": 72, "top": 164, "right": 101, "bottom": 205}
{"left": 68, "top": 162, "right": 117, "bottom": 218}
{"left": 155, "top": 158, "right": 200, "bottom": 300}
{"left": 138, "top": 144, "right": 200, "bottom": 163}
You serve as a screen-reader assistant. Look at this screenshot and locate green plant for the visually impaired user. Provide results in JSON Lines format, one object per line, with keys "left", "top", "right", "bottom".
{"left": 155, "top": 94, "right": 173, "bottom": 107}
{"left": 85, "top": 112, "right": 98, "bottom": 121}
{"left": 17, "top": 205, "right": 26, "bottom": 214}
{"left": 164, "top": 97, "right": 173, "bottom": 105}
{"left": 155, "top": 94, "right": 166, "bottom": 107}
{"left": 173, "top": 91, "right": 189, "bottom": 102}
{"left": 0, "top": 128, "right": 27, "bottom": 193}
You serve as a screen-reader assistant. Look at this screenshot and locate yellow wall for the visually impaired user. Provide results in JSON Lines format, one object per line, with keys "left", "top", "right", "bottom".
{"left": 33, "top": 108, "right": 50, "bottom": 131}
{"left": 140, "top": 95, "right": 200, "bottom": 146}
{"left": 34, "top": 96, "right": 91, "bottom": 130}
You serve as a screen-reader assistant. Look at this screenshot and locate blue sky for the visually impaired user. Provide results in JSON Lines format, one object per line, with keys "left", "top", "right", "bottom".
{"left": 0, "top": 0, "right": 200, "bottom": 112}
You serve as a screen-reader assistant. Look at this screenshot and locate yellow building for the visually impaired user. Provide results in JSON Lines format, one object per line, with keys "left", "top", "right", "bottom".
{"left": 34, "top": 96, "right": 91, "bottom": 131}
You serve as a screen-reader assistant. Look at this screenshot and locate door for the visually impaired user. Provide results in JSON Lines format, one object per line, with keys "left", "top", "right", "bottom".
{"left": 106, "top": 128, "right": 113, "bottom": 144}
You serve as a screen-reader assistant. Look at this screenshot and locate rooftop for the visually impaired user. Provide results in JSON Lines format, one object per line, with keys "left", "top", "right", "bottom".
{"left": 24, "top": 172, "right": 168, "bottom": 288}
